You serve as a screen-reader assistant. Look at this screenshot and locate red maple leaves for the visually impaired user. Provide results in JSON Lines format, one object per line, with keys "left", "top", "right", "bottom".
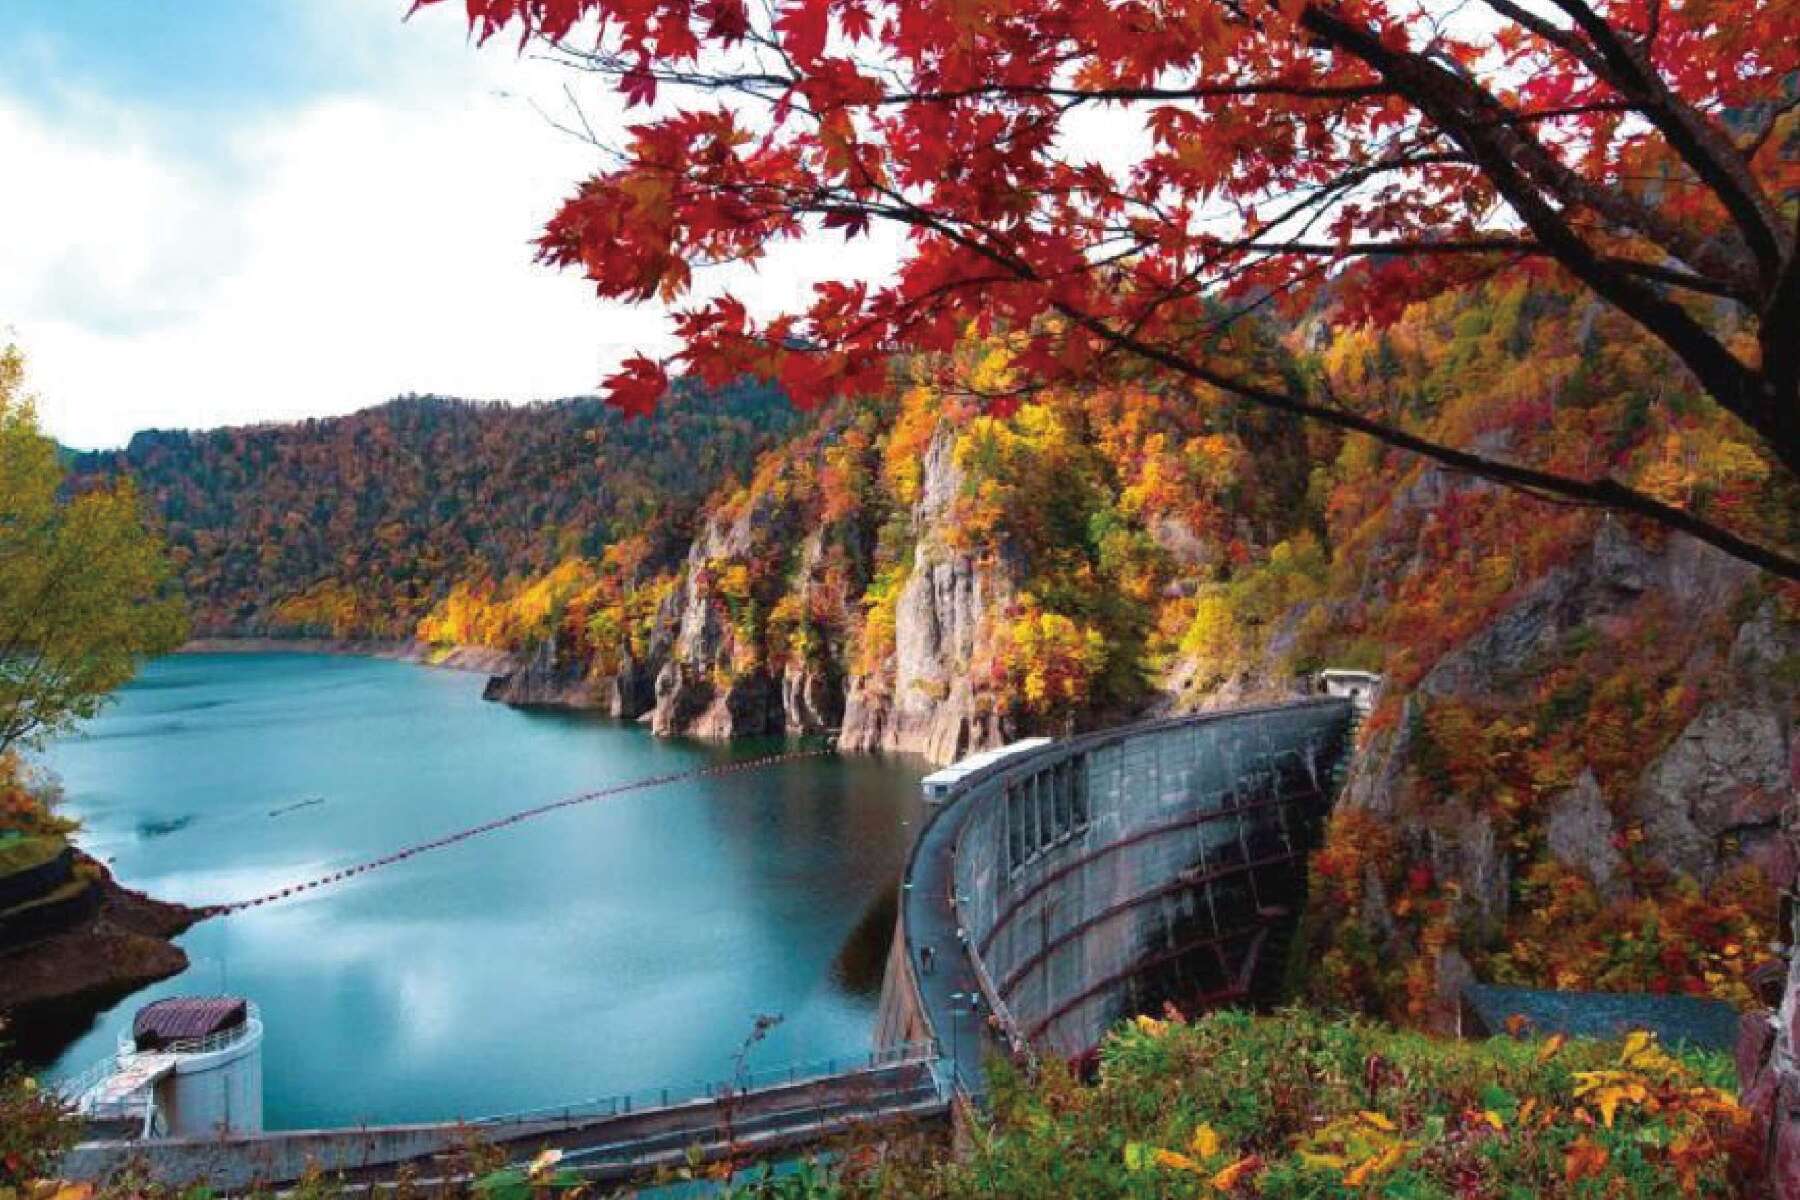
{"left": 604, "top": 354, "right": 669, "bottom": 418}
{"left": 410, "top": 0, "right": 1800, "bottom": 580}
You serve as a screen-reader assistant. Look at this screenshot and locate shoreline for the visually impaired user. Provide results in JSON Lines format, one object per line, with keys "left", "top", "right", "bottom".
{"left": 176, "top": 637, "right": 519, "bottom": 676}
{"left": 1, "top": 854, "right": 203, "bottom": 1066}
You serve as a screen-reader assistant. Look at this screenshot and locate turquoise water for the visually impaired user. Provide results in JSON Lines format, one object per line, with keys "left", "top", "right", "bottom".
{"left": 38, "top": 653, "right": 924, "bottom": 1129}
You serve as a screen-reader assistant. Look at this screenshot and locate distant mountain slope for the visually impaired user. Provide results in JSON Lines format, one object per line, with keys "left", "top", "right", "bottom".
{"left": 69, "top": 383, "right": 801, "bottom": 638}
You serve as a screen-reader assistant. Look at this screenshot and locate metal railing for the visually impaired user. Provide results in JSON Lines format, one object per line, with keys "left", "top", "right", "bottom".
{"left": 469, "top": 1039, "right": 939, "bottom": 1127}
{"left": 56, "top": 1053, "right": 131, "bottom": 1107}
{"left": 57, "top": 1002, "right": 264, "bottom": 1113}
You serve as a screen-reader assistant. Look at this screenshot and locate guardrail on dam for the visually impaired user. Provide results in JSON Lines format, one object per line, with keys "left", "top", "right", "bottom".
{"left": 878, "top": 696, "right": 1355, "bottom": 1082}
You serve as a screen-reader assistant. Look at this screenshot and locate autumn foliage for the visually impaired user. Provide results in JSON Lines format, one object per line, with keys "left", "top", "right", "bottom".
{"left": 422, "top": 0, "right": 1798, "bottom": 576}
{"left": 812, "top": 1009, "right": 1763, "bottom": 1198}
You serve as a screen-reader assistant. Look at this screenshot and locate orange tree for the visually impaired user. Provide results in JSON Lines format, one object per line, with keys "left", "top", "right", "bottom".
{"left": 418, "top": 0, "right": 1800, "bottom": 578}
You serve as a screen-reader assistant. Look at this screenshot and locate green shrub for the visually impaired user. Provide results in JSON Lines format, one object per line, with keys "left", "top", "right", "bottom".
{"left": 783, "top": 1009, "right": 1760, "bottom": 1199}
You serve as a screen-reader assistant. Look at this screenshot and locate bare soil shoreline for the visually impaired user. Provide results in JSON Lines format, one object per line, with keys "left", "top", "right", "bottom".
{"left": 0, "top": 855, "right": 202, "bottom": 1066}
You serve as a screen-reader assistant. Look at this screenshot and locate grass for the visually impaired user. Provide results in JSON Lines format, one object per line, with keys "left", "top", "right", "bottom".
{"left": 0, "top": 833, "right": 66, "bottom": 877}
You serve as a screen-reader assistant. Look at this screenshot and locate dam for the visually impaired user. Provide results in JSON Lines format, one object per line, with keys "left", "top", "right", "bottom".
{"left": 62, "top": 689, "right": 1358, "bottom": 1187}
{"left": 877, "top": 695, "right": 1355, "bottom": 1091}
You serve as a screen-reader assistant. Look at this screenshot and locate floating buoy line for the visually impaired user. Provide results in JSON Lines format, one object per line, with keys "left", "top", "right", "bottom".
{"left": 207, "top": 746, "right": 836, "bottom": 917}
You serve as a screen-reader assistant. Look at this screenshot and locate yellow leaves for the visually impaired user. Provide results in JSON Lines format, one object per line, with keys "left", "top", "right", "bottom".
{"left": 967, "top": 344, "right": 1018, "bottom": 397}
{"left": 1567, "top": 1033, "right": 1692, "bottom": 1129}
{"left": 1571, "top": 1068, "right": 1635, "bottom": 1099}
{"left": 1536, "top": 1033, "right": 1566, "bottom": 1063}
{"left": 1294, "top": 1111, "right": 1413, "bottom": 1186}
{"left": 1152, "top": 1148, "right": 1204, "bottom": 1173}
{"left": 1595, "top": 1082, "right": 1649, "bottom": 1128}
{"left": 713, "top": 560, "right": 754, "bottom": 603}
{"left": 19, "top": 1184, "right": 95, "bottom": 1200}
{"left": 1122, "top": 1121, "right": 1233, "bottom": 1185}
{"left": 1618, "top": 1029, "right": 1681, "bottom": 1077}
{"left": 1132, "top": 1013, "right": 1170, "bottom": 1038}
{"left": 1478, "top": 1109, "right": 1505, "bottom": 1132}
{"left": 1189, "top": 1122, "right": 1223, "bottom": 1159}
{"left": 1001, "top": 597, "right": 1108, "bottom": 717}
{"left": 1343, "top": 1141, "right": 1407, "bottom": 1187}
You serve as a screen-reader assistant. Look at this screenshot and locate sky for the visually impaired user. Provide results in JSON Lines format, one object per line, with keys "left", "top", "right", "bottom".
{"left": 0, "top": 1, "right": 901, "bottom": 449}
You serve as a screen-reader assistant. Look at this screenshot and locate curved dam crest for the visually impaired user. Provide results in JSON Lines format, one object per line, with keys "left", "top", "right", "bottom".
{"left": 878, "top": 697, "right": 1355, "bottom": 1090}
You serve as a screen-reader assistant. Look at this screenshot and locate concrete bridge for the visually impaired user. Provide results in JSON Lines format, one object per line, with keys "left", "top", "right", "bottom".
{"left": 62, "top": 696, "right": 1353, "bottom": 1189}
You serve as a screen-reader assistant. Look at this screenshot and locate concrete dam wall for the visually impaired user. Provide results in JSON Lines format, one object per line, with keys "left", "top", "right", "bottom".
{"left": 882, "top": 698, "right": 1354, "bottom": 1068}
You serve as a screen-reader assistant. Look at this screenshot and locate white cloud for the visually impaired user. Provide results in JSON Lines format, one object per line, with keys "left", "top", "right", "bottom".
{"left": 2, "top": 13, "right": 904, "bottom": 449}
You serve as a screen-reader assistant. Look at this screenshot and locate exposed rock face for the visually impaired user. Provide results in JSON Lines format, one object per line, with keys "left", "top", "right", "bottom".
{"left": 1634, "top": 604, "right": 1797, "bottom": 887}
{"left": 647, "top": 492, "right": 854, "bottom": 739}
{"left": 782, "top": 661, "right": 842, "bottom": 735}
{"left": 1331, "top": 514, "right": 1795, "bottom": 1028}
{"left": 840, "top": 428, "right": 1015, "bottom": 762}
{"left": 1423, "top": 802, "right": 1509, "bottom": 943}
{"left": 1544, "top": 771, "right": 1628, "bottom": 901}
{"left": 485, "top": 638, "right": 594, "bottom": 707}
{"left": 1419, "top": 519, "right": 1746, "bottom": 701}
{"left": 480, "top": 635, "right": 655, "bottom": 718}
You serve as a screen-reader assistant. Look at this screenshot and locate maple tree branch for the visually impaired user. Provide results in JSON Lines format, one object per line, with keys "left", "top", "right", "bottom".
{"left": 1237, "top": 238, "right": 1748, "bottom": 302}
{"left": 1763, "top": 208, "right": 1800, "bottom": 404}
{"left": 832, "top": 189, "right": 1800, "bottom": 579}
{"left": 872, "top": 80, "right": 1389, "bottom": 106}
{"left": 1538, "top": 0, "right": 1791, "bottom": 280}
{"left": 1742, "top": 94, "right": 1800, "bottom": 158}
{"left": 1484, "top": 0, "right": 1785, "bottom": 283}
{"left": 1300, "top": 6, "right": 1795, "bottom": 478}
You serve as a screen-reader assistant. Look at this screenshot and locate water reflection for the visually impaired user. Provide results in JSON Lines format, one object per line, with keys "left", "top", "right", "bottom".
{"left": 39, "top": 653, "right": 926, "bottom": 1129}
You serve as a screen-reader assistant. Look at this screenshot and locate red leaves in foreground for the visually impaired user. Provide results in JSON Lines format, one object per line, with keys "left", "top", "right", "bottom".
{"left": 604, "top": 355, "right": 669, "bottom": 418}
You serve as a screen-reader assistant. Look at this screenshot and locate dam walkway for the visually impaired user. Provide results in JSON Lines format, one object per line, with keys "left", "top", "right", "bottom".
{"left": 63, "top": 1042, "right": 945, "bottom": 1191}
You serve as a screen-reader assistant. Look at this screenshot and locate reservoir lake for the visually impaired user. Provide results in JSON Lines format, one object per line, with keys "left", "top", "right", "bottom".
{"left": 40, "top": 652, "right": 924, "bottom": 1129}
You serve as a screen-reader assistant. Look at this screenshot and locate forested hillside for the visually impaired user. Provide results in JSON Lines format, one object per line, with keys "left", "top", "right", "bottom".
{"left": 410, "top": 280, "right": 1797, "bottom": 1022}
{"left": 68, "top": 383, "right": 800, "bottom": 638}
{"left": 90, "top": 278, "right": 1797, "bottom": 1023}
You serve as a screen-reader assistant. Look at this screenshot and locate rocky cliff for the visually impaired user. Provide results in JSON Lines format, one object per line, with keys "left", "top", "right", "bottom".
{"left": 837, "top": 427, "right": 1019, "bottom": 762}
{"left": 481, "top": 404, "right": 894, "bottom": 742}
{"left": 1308, "top": 481, "right": 1797, "bottom": 1028}
{"left": 478, "top": 405, "right": 1097, "bottom": 759}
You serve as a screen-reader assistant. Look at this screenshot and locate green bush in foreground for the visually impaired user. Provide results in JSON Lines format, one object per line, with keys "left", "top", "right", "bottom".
{"left": 795, "top": 1008, "right": 1760, "bottom": 1200}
